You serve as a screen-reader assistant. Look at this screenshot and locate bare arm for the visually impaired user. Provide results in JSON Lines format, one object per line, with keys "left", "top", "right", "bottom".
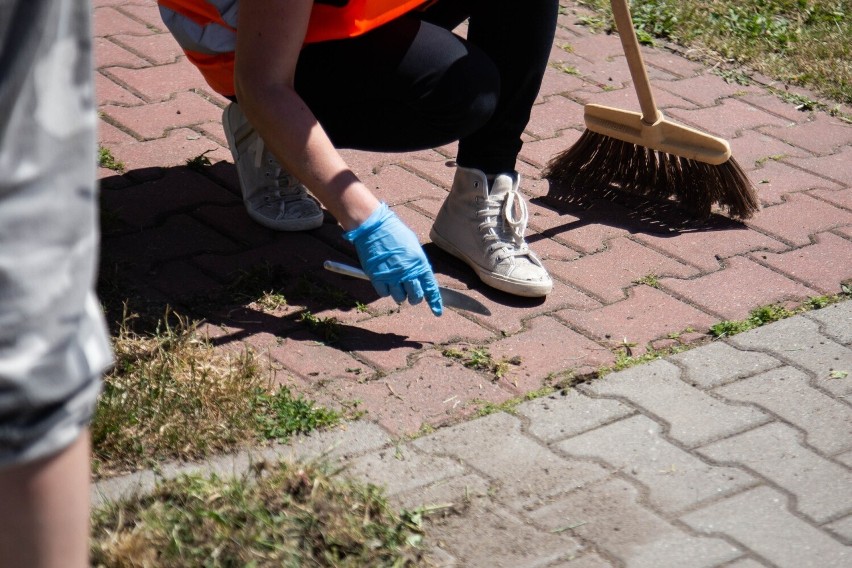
{"left": 233, "top": 0, "right": 379, "bottom": 231}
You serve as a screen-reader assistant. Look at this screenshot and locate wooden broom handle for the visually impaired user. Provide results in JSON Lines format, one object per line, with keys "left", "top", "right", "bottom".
{"left": 611, "top": 0, "right": 662, "bottom": 125}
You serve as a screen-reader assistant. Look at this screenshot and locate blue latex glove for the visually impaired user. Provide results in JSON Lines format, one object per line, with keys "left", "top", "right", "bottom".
{"left": 344, "top": 203, "right": 442, "bottom": 316}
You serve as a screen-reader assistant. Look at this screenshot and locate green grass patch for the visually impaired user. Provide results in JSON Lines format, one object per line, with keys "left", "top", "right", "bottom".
{"left": 92, "top": 308, "right": 340, "bottom": 477}
{"left": 299, "top": 310, "right": 343, "bottom": 343}
{"left": 576, "top": 0, "right": 851, "bottom": 105}
{"left": 633, "top": 273, "right": 660, "bottom": 288}
{"left": 710, "top": 291, "right": 850, "bottom": 338}
{"left": 98, "top": 145, "right": 125, "bottom": 173}
{"left": 91, "top": 461, "right": 426, "bottom": 567}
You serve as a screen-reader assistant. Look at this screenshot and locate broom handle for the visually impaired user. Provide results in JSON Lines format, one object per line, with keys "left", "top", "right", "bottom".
{"left": 611, "top": 0, "right": 662, "bottom": 125}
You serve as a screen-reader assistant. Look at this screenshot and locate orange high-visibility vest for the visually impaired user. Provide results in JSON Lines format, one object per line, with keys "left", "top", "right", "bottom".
{"left": 158, "top": 0, "right": 429, "bottom": 96}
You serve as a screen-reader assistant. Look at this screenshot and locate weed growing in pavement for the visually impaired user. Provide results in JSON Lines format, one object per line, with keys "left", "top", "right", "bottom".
{"left": 711, "top": 289, "right": 852, "bottom": 338}
{"left": 473, "top": 386, "right": 557, "bottom": 418}
{"left": 299, "top": 310, "right": 343, "bottom": 343}
{"left": 91, "top": 307, "right": 341, "bottom": 477}
{"left": 633, "top": 273, "right": 660, "bottom": 288}
{"left": 90, "top": 461, "right": 427, "bottom": 567}
{"left": 98, "top": 145, "right": 125, "bottom": 173}
{"left": 442, "top": 346, "right": 522, "bottom": 380}
{"left": 185, "top": 148, "right": 215, "bottom": 171}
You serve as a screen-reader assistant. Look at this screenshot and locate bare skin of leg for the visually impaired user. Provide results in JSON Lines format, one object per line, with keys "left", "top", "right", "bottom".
{"left": 0, "top": 431, "right": 92, "bottom": 568}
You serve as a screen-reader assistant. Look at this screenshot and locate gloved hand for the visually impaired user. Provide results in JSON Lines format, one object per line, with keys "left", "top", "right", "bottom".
{"left": 344, "top": 203, "right": 443, "bottom": 316}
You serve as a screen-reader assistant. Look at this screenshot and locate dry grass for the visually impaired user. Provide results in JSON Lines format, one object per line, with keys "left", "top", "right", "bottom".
{"left": 91, "top": 460, "right": 427, "bottom": 567}
{"left": 91, "top": 307, "right": 339, "bottom": 477}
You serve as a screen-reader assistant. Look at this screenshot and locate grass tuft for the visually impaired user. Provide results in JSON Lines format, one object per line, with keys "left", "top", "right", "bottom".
{"left": 91, "top": 461, "right": 426, "bottom": 567}
{"left": 91, "top": 307, "right": 340, "bottom": 476}
{"left": 98, "top": 145, "right": 125, "bottom": 173}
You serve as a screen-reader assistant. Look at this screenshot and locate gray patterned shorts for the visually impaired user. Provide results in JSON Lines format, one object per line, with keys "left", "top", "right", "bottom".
{"left": 0, "top": 0, "right": 113, "bottom": 468}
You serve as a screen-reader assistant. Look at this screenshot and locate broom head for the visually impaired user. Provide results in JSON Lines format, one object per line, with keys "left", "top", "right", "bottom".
{"left": 545, "top": 104, "right": 760, "bottom": 219}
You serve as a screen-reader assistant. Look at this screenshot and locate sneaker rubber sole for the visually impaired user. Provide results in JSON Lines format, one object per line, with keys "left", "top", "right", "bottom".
{"left": 429, "top": 226, "right": 552, "bottom": 298}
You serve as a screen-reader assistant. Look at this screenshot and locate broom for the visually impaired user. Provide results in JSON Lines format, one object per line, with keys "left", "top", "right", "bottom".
{"left": 544, "top": 0, "right": 759, "bottom": 219}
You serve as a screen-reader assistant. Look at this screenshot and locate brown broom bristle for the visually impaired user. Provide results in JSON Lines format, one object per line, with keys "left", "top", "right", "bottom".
{"left": 543, "top": 130, "right": 760, "bottom": 220}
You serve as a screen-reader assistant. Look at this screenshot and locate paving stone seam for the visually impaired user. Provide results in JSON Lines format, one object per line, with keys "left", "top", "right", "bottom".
{"left": 737, "top": 95, "right": 816, "bottom": 126}
{"left": 667, "top": 101, "right": 801, "bottom": 141}
{"left": 521, "top": 471, "right": 754, "bottom": 562}
{"left": 96, "top": 35, "right": 156, "bottom": 70}
{"left": 710, "top": 385, "right": 852, "bottom": 456}
{"left": 691, "top": 439, "right": 852, "bottom": 526}
{"left": 757, "top": 122, "right": 852, "bottom": 158}
{"left": 676, "top": 483, "right": 852, "bottom": 550}
{"left": 113, "top": 4, "right": 165, "bottom": 35}
{"left": 745, "top": 235, "right": 852, "bottom": 294}
{"left": 99, "top": 67, "right": 160, "bottom": 106}
{"left": 97, "top": 102, "right": 148, "bottom": 140}
{"left": 803, "top": 310, "right": 852, "bottom": 347}
{"left": 712, "top": 342, "right": 852, "bottom": 414}
{"left": 575, "top": 384, "right": 776, "bottom": 451}
{"left": 762, "top": 151, "right": 852, "bottom": 189}
{"left": 629, "top": 231, "right": 790, "bottom": 275}
{"left": 515, "top": 404, "right": 641, "bottom": 445}
{"left": 655, "top": 259, "right": 823, "bottom": 319}
{"left": 545, "top": 433, "right": 766, "bottom": 519}
{"left": 666, "top": 347, "right": 785, "bottom": 390}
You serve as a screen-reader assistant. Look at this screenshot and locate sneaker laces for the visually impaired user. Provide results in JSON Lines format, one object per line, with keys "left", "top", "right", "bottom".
{"left": 251, "top": 137, "right": 307, "bottom": 203}
{"left": 477, "top": 188, "right": 532, "bottom": 261}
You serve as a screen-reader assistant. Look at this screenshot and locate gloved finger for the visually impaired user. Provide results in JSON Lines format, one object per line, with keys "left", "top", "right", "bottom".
{"left": 372, "top": 280, "right": 392, "bottom": 299}
{"left": 403, "top": 279, "right": 424, "bottom": 305}
{"left": 388, "top": 283, "right": 407, "bottom": 304}
{"left": 419, "top": 273, "right": 443, "bottom": 317}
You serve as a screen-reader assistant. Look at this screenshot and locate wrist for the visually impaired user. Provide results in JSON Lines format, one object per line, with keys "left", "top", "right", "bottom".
{"left": 343, "top": 202, "right": 389, "bottom": 242}
{"left": 335, "top": 182, "right": 382, "bottom": 231}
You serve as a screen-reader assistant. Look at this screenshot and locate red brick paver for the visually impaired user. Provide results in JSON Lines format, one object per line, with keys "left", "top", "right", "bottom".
{"left": 95, "top": 0, "right": 852, "bottom": 442}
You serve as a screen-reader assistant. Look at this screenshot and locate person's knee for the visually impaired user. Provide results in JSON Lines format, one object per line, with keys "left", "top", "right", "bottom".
{"left": 419, "top": 46, "right": 500, "bottom": 139}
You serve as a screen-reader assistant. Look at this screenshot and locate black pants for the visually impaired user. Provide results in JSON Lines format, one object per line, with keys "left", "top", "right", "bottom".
{"left": 294, "top": 0, "right": 559, "bottom": 174}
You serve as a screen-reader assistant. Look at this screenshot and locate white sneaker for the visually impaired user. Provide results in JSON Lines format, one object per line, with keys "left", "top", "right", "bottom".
{"left": 430, "top": 166, "right": 553, "bottom": 297}
{"left": 222, "top": 102, "right": 324, "bottom": 231}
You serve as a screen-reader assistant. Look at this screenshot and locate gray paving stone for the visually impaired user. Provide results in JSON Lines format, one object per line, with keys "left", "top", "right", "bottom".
{"left": 836, "top": 450, "right": 852, "bottom": 468}
{"left": 581, "top": 360, "right": 770, "bottom": 447}
{"left": 557, "top": 415, "right": 755, "bottom": 514}
{"left": 546, "top": 552, "right": 615, "bottom": 567}
{"left": 346, "top": 445, "right": 465, "bottom": 497}
{"left": 805, "top": 300, "right": 852, "bottom": 345}
{"left": 286, "top": 420, "right": 393, "bottom": 462}
{"left": 392, "top": 473, "right": 491, "bottom": 511}
{"left": 729, "top": 316, "right": 852, "bottom": 398}
{"left": 723, "top": 559, "right": 772, "bottom": 568}
{"left": 530, "top": 477, "right": 741, "bottom": 568}
{"left": 714, "top": 366, "right": 852, "bottom": 455}
{"left": 698, "top": 422, "right": 852, "bottom": 523}
{"left": 825, "top": 515, "right": 852, "bottom": 543}
{"left": 680, "top": 486, "right": 850, "bottom": 568}
{"left": 424, "top": 546, "right": 458, "bottom": 568}
{"left": 412, "top": 413, "right": 610, "bottom": 511}
{"left": 516, "top": 389, "right": 635, "bottom": 443}
{"left": 429, "top": 502, "right": 581, "bottom": 568}
{"left": 669, "top": 341, "right": 780, "bottom": 389}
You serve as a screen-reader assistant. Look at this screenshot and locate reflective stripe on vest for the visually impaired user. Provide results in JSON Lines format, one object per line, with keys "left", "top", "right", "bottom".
{"left": 158, "top": 0, "right": 428, "bottom": 96}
